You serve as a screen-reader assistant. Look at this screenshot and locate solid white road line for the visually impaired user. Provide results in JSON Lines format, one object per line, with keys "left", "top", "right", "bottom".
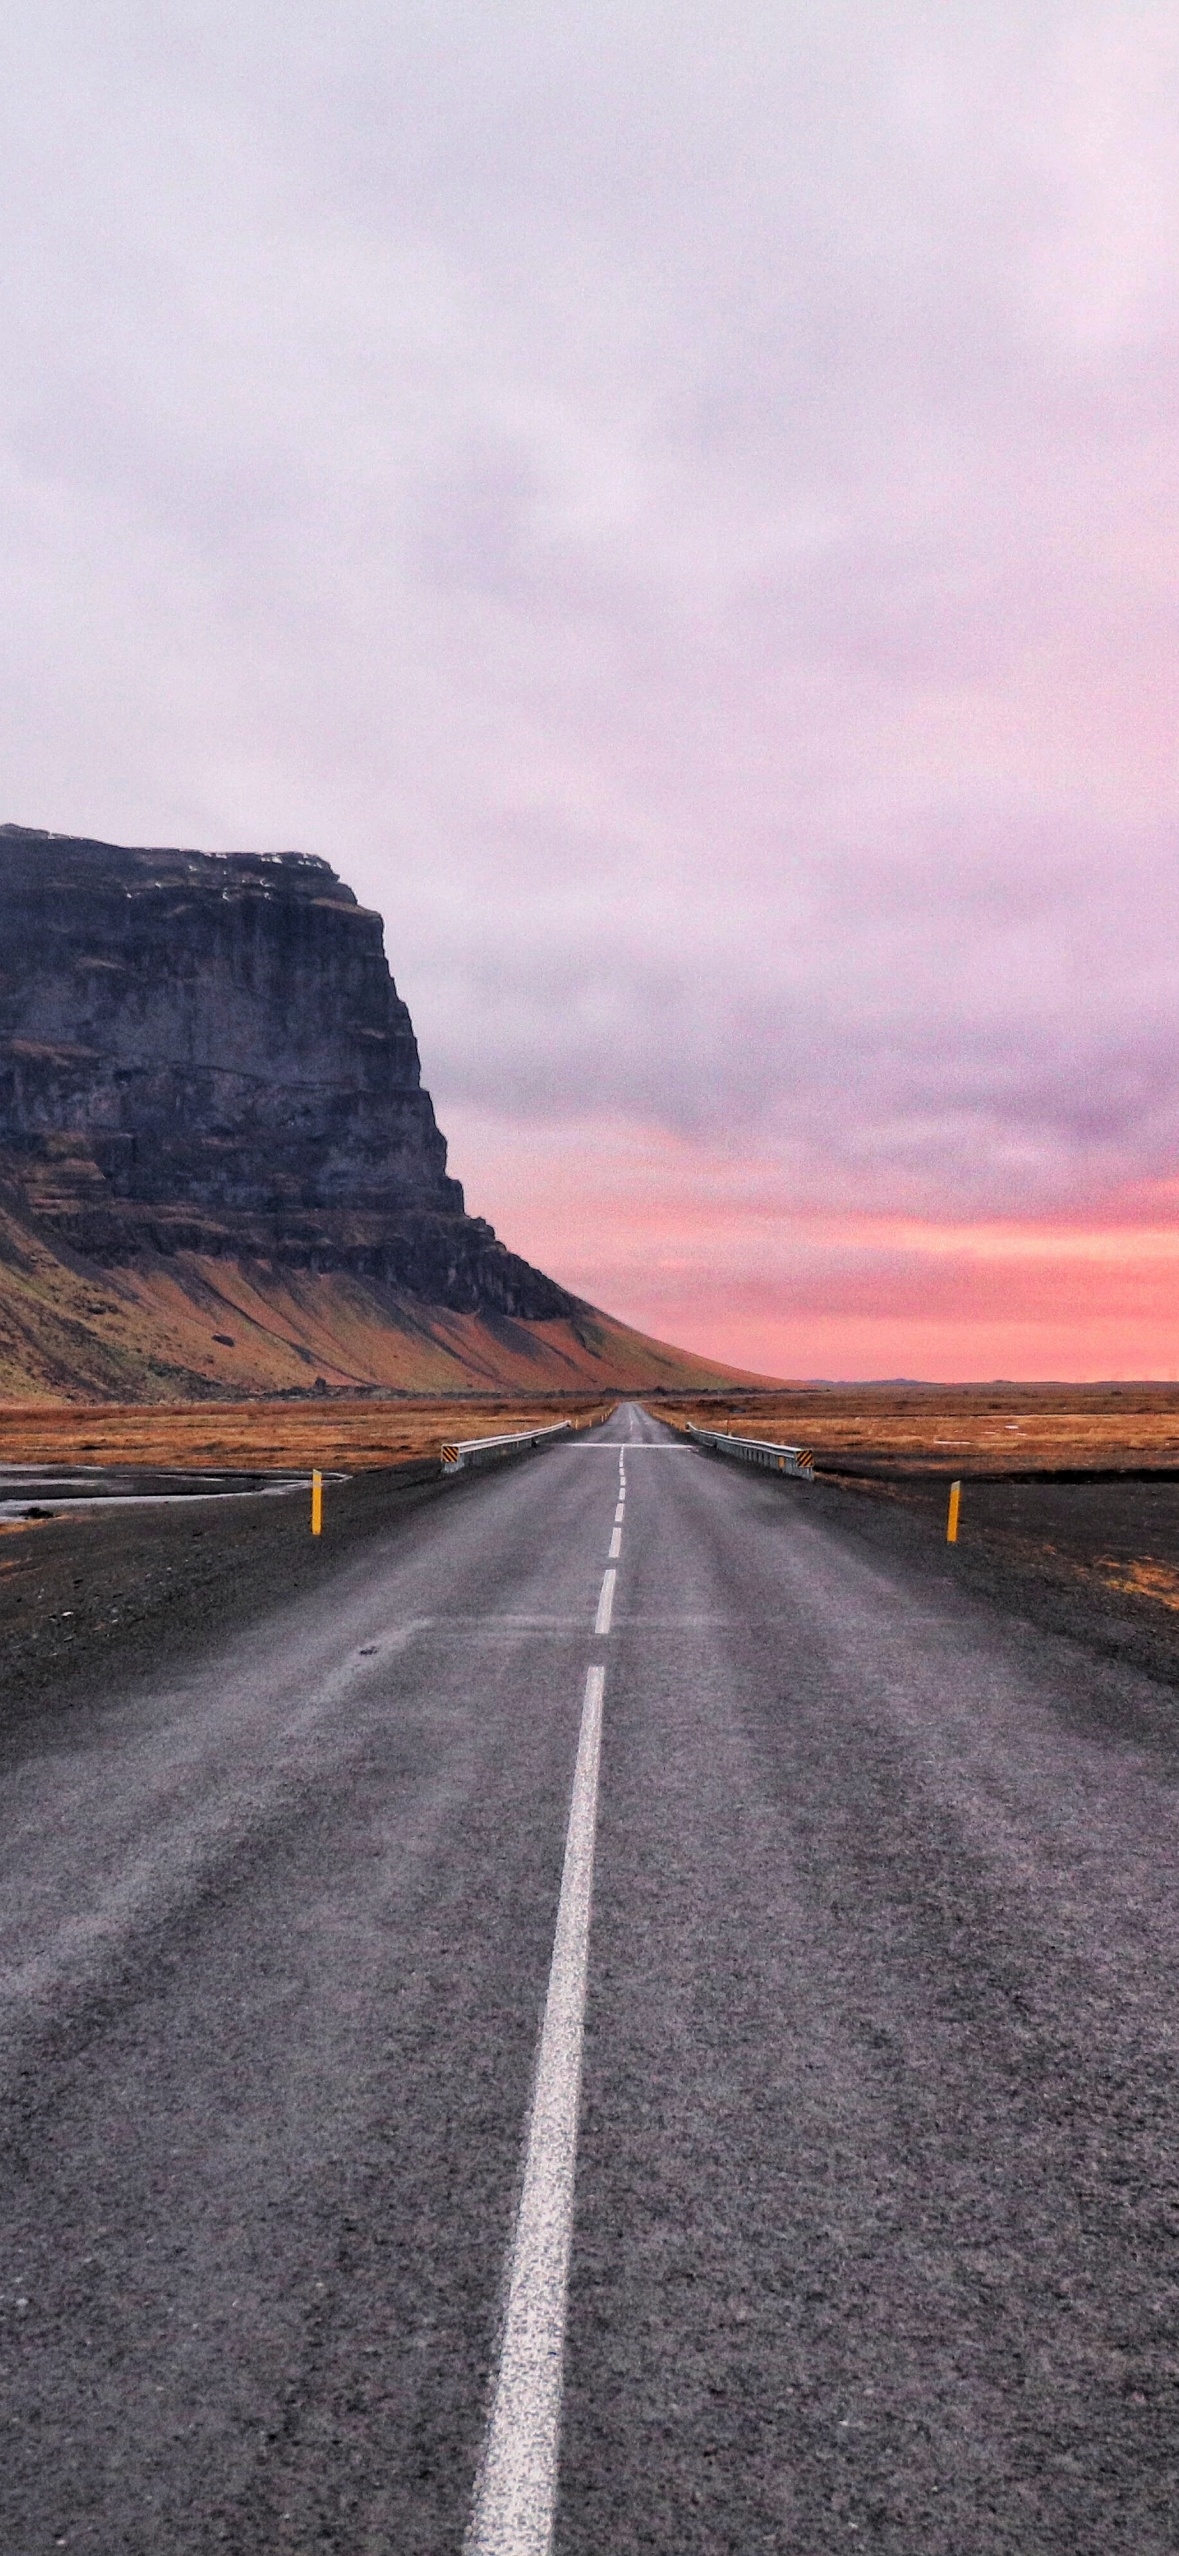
{"left": 594, "top": 1570, "right": 616, "bottom": 1636}
{"left": 466, "top": 1664, "right": 606, "bottom": 2556}
{"left": 608, "top": 1528, "right": 622, "bottom": 1559}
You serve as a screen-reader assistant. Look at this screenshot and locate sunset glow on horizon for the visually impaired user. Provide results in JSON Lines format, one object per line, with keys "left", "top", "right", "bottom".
{"left": 445, "top": 1112, "right": 1179, "bottom": 1381}
{"left": 3, "top": 8, "right": 1179, "bottom": 1379}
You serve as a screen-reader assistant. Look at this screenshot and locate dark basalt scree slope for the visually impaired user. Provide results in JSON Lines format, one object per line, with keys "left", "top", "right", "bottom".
{"left": 0, "top": 825, "right": 571, "bottom": 1318}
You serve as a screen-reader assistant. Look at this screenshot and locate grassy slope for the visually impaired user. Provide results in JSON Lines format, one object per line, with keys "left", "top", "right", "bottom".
{"left": 0, "top": 1194, "right": 765, "bottom": 1401}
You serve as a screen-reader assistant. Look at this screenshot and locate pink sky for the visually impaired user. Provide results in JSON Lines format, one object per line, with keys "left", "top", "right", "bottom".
{"left": 2, "top": 8, "right": 1179, "bottom": 1377}
{"left": 445, "top": 1113, "right": 1179, "bottom": 1380}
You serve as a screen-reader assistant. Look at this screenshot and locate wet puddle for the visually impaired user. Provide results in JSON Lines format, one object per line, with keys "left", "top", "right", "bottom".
{"left": 0, "top": 1465, "right": 322, "bottom": 1519}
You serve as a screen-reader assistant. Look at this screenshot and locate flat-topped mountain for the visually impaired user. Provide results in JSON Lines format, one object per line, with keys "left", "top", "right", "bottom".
{"left": 0, "top": 826, "right": 765, "bottom": 1399}
{"left": 0, "top": 825, "right": 568, "bottom": 1317}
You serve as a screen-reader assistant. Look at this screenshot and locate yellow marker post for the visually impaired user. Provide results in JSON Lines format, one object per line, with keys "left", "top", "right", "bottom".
{"left": 311, "top": 1467, "right": 323, "bottom": 1536}
{"left": 947, "top": 1478, "right": 961, "bottom": 1544}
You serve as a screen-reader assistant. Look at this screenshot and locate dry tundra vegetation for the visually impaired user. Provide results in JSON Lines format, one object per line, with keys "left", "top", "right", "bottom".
{"left": 0, "top": 1394, "right": 615, "bottom": 1473}
{"left": 655, "top": 1383, "right": 1179, "bottom": 1475}
{"left": 6, "top": 1381, "right": 1179, "bottom": 1477}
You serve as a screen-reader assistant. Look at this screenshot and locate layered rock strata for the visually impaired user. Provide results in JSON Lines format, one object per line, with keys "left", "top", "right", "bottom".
{"left": 0, "top": 826, "right": 571, "bottom": 1318}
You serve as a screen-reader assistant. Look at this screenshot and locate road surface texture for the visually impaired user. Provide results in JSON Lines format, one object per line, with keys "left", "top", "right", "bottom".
{"left": 3, "top": 1403, "right": 1179, "bottom": 2551}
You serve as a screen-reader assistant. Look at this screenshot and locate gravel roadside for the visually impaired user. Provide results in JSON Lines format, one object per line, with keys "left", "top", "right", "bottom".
{"left": 800, "top": 1467, "right": 1179, "bottom": 1721}
{"left": 0, "top": 1460, "right": 454, "bottom": 1751}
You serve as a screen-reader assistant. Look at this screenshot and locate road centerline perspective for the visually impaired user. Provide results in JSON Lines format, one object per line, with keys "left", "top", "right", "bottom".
{"left": 466, "top": 1663, "right": 607, "bottom": 2556}
{"left": 9, "top": 1398, "right": 1179, "bottom": 2551}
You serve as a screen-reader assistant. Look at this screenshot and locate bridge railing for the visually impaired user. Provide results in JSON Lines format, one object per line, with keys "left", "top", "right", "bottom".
{"left": 441, "top": 1420, "right": 574, "bottom": 1474}
{"left": 687, "top": 1424, "right": 814, "bottom": 1479}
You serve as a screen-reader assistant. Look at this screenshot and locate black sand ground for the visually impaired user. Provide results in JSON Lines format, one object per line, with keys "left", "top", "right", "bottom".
{"left": 810, "top": 1468, "right": 1179, "bottom": 1711}
{"left": 0, "top": 1461, "right": 446, "bottom": 1751}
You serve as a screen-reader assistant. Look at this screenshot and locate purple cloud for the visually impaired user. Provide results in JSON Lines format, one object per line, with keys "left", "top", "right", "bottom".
{"left": 2, "top": 5, "right": 1179, "bottom": 1367}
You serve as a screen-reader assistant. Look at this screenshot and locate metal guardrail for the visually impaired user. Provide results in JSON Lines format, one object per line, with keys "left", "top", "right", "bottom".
{"left": 441, "top": 1420, "right": 574, "bottom": 1474}
{"left": 687, "top": 1424, "right": 814, "bottom": 1479}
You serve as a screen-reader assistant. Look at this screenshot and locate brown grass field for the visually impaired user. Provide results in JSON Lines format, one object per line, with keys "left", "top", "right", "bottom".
{"left": 5, "top": 1384, "right": 1179, "bottom": 1476}
{"left": 0, "top": 1394, "right": 614, "bottom": 1473}
{"left": 655, "top": 1383, "right": 1179, "bottom": 1474}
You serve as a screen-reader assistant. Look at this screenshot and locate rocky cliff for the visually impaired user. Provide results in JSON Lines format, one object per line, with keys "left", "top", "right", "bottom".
{"left": 0, "top": 825, "right": 571, "bottom": 1320}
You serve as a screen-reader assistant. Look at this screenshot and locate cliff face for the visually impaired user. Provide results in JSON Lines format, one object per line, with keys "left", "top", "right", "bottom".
{"left": 0, "top": 826, "right": 571, "bottom": 1319}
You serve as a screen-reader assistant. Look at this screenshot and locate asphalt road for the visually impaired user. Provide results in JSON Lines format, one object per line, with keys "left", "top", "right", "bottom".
{"left": 3, "top": 1402, "right": 1179, "bottom": 2552}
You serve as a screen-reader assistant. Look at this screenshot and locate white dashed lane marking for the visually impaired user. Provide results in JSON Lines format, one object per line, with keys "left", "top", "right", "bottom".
{"left": 466, "top": 1663, "right": 606, "bottom": 2556}
{"left": 608, "top": 1528, "right": 622, "bottom": 1559}
{"left": 594, "top": 1571, "right": 616, "bottom": 1637}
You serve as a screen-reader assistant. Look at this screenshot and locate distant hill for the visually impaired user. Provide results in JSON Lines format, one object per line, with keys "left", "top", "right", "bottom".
{"left": 0, "top": 827, "right": 768, "bottom": 1400}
